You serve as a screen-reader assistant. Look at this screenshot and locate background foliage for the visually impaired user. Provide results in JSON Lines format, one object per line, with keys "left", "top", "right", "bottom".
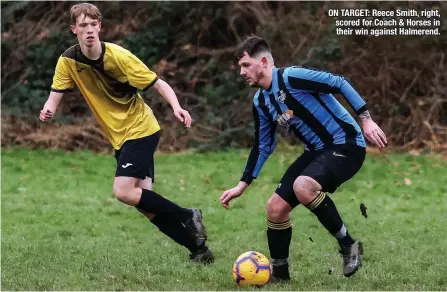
{"left": 1, "top": 1, "right": 446, "bottom": 152}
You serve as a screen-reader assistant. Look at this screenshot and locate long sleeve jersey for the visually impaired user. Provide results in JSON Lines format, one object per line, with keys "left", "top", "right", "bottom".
{"left": 241, "top": 66, "right": 367, "bottom": 184}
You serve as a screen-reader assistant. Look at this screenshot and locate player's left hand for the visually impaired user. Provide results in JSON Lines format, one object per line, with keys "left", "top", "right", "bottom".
{"left": 220, "top": 186, "right": 245, "bottom": 209}
{"left": 173, "top": 108, "right": 192, "bottom": 128}
{"left": 361, "top": 119, "right": 388, "bottom": 148}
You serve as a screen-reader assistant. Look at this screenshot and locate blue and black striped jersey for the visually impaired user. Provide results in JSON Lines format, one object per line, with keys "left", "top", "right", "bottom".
{"left": 241, "top": 66, "right": 367, "bottom": 184}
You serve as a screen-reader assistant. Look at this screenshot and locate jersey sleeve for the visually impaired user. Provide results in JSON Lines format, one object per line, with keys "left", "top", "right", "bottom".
{"left": 51, "top": 56, "right": 75, "bottom": 92}
{"left": 120, "top": 51, "right": 159, "bottom": 91}
{"left": 286, "top": 66, "right": 367, "bottom": 115}
{"left": 240, "top": 103, "right": 277, "bottom": 185}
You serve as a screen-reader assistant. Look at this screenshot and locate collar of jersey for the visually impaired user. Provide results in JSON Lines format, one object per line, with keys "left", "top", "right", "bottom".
{"left": 265, "top": 66, "right": 278, "bottom": 94}
{"left": 76, "top": 41, "right": 106, "bottom": 66}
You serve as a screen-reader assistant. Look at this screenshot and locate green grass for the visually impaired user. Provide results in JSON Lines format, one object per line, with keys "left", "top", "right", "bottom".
{"left": 2, "top": 147, "right": 447, "bottom": 290}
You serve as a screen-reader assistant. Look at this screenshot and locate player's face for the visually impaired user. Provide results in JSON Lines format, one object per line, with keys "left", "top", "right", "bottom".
{"left": 71, "top": 14, "right": 101, "bottom": 48}
{"left": 238, "top": 52, "right": 264, "bottom": 87}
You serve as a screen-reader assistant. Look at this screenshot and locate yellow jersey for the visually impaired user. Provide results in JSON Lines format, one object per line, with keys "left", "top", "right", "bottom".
{"left": 51, "top": 41, "right": 160, "bottom": 150}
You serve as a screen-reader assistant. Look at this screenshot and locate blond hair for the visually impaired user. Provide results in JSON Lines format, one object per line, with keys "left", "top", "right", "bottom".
{"left": 70, "top": 3, "right": 101, "bottom": 25}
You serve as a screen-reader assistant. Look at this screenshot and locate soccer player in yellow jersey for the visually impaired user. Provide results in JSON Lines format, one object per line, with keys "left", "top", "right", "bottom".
{"left": 39, "top": 3, "right": 213, "bottom": 264}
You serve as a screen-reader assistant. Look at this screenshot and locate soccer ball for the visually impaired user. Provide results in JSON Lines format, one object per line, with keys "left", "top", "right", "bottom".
{"left": 232, "top": 251, "right": 272, "bottom": 286}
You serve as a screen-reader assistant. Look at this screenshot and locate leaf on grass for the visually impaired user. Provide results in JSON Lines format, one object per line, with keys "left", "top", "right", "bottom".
{"left": 410, "top": 164, "right": 421, "bottom": 171}
{"left": 105, "top": 275, "right": 117, "bottom": 281}
{"left": 404, "top": 177, "right": 412, "bottom": 185}
{"left": 360, "top": 203, "right": 368, "bottom": 218}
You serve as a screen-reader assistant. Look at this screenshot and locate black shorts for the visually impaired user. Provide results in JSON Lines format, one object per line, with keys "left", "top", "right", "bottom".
{"left": 114, "top": 131, "right": 160, "bottom": 181}
{"left": 275, "top": 144, "right": 366, "bottom": 208}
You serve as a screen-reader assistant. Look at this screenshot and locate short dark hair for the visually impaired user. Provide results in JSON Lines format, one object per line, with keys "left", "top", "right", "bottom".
{"left": 235, "top": 36, "right": 271, "bottom": 59}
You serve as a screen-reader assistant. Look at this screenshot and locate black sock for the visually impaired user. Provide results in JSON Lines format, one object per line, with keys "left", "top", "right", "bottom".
{"left": 267, "top": 220, "right": 292, "bottom": 279}
{"left": 336, "top": 225, "right": 355, "bottom": 247}
{"left": 150, "top": 214, "right": 200, "bottom": 253}
{"left": 305, "top": 192, "right": 355, "bottom": 247}
{"left": 136, "top": 189, "right": 192, "bottom": 223}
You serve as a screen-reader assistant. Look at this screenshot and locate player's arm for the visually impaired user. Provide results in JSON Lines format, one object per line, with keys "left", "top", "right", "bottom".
{"left": 240, "top": 104, "right": 277, "bottom": 185}
{"left": 287, "top": 67, "right": 387, "bottom": 147}
{"left": 40, "top": 91, "right": 64, "bottom": 121}
{"left": 287, "top": 66, "right": 367, "bottom": 114}
{"left": 152, "top": 79, "right": 191, "bottom": 127}
{"left": 220, "top": 103, "right": 277, "bottom": 208}
{"left": 121, "top": 52, "right": 191, "bottom": 127}
{"left": 40, "top": 56, "right": 74, "bottom": 122}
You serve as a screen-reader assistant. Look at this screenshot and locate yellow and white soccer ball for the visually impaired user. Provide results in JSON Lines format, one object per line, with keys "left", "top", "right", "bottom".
{"left": 232, "top": 251, "right": 272, "bottom": 286}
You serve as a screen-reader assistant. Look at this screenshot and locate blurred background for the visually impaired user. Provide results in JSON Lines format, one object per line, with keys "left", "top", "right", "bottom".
{"left": 1, "top": 1, "right": 446, "bottom": 153}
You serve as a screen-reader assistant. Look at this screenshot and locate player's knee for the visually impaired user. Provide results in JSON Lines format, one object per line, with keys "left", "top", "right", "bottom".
{"left": 266, "top": 195, "right": 290, "bottom": 221}
{"left": 293, "top": 186, "right": 305, "bottom": 201}
{"left": 293, "top": 176, "right": 321, "bottom": 202}
{"left": 113, "top": 183, "right": 133, "bottom": 203}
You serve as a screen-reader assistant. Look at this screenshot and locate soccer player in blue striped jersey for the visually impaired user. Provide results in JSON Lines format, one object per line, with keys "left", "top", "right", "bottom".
{"left": 220, "top": 36, "right": 387, "bottom": 280}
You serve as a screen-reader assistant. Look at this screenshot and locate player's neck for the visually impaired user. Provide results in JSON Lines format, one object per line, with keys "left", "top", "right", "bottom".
{"left": 80, "top": 40, "right": 102, "bottom": 60}
{"left": 259, "top": 67, "right": 273, "bottom": 90}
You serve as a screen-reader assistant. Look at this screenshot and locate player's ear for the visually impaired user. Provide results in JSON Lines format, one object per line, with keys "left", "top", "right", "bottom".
{"left": 70, "top": 25, "right": 77, "bottom": 35}
{"left": 98, "top": 22, "right": 102, "bottom": 31}
{"left": 261, "top": 56, "right": 268, "bottom": 68}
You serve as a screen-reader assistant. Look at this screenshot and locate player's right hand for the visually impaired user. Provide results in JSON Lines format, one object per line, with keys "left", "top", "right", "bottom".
{"left": 39, "top": 109, "right": 54, "bottom": 122}
{"left": 220, "top": 186, "right": 244, "bottom": 209}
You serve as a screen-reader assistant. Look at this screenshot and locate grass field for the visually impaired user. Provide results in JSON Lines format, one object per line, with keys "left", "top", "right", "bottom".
{"left": 2, "top": 147, "right": 447, "bottom": 290}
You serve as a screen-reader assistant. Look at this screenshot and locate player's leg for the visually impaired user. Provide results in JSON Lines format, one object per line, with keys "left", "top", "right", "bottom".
{"left": 136, "top": 176, "right": 154, "bottom": 220}
{"left": 266, "top": 194, "right": 294, "bottom": 282}
{"left": 114, "top": 178, "right": 212, "bottom": 264}
{"left": 293, "top": 176, "right": 357, "bottom": 246}
{"left": 267, "top": 151, "right": 314, "bottom": 282}
{"left": 113, "top": 176, "right": 195, "bottom": 225}
{"left": 295, "top": 144, "right": 366, "bottom": 277}
{"left": 136, "top": 177, "right": 213, "bottom": 263}
{"left": 113, "top": 131, "right": 211, "bottom": 262}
